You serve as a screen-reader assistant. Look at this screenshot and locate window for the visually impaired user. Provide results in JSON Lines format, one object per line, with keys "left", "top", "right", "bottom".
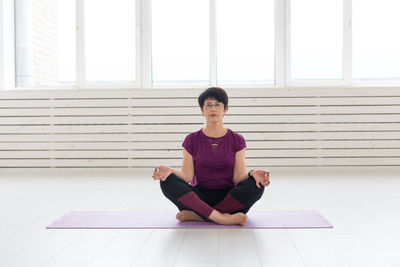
{"left": 352, "top": 0, "right": 400, "bottom": 81}
{"left": 151, "top": 0, "right": 209, "bottom": 86}
{"left": 290, "top": 0, "right": 343, "bottom": 80}
{"left": 14, "top": 0, "right": 75, "bottom": 87}
{"left": 216, "top": 0, "right": 275, "bottom": 85}
{"left": 84, "top": 0, "right": 136, "bottom": 83}
{"left": 7, "top": 0, "right": 400, "bottom": 89}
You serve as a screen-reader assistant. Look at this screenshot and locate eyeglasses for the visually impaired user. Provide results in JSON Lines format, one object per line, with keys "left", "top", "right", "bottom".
{"left": 204, "top": 103, "right": 224, "bottom": 109}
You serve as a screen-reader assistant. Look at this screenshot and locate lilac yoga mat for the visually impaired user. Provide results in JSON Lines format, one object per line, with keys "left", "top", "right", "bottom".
{"left": 47, "top": 210, "right": 332, "bottom": 229}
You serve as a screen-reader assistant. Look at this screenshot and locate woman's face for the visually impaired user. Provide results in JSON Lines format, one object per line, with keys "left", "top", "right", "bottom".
{"left": 200, "top": 98, "right": 228, "bottom": 122}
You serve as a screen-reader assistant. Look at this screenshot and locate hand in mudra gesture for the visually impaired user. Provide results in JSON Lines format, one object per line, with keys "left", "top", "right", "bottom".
{"left": 152, "top": 165, "right": 173, "bottom": 181}
{"left": 251, "top": 169, "right": 270, "bottom": 188}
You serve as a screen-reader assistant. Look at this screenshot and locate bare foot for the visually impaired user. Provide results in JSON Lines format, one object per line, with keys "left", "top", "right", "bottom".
{"left": 176, "top": 210, "right": 205, "bottom": 222}
{"left": 210, "top": 211, "right": 248, "bottom": 226}
{"left": 221, "top": 212, "right": 248, "bottom": 226}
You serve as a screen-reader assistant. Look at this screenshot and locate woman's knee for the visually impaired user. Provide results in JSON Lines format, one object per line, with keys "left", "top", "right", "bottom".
{"left": 159, "top": 173, "right": 177, "bottom": 191}
{"left": 251, "top": 179, "right": 265, "bottom": 199}
{"left": 159, "top": 173, "right": 191, "bottom": 198}
{"left": 238, "top": 177, "right": 265, "bottom": 199}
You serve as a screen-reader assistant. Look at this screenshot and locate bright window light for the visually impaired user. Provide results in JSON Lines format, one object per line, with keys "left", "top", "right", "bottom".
{"left": 353, "top": 0, "right": 400, "bottom": 80}
{"left": 84, "top": 0, "right": 135, "bottom": 82}
{"left": 15, "top": 0, "right": 75, "bottom": 87}
{"left": 216, "top": 0, "right": 275, "bottom": 85}
{"left": 290, "top": 0, "right": 342, "bottom": 80}
{"left": 151, "top": 0, "right": 209, "bottom": 86}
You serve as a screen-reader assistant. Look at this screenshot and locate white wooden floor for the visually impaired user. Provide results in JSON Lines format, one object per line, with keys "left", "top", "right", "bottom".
{"left": 1, "top": 167, "right": 400, "bottom": 267}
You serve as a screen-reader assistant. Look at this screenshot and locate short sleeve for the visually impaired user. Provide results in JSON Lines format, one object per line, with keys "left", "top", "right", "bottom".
{"left": 236, "top": 133, "right": 246, "bottom": 152}
{"left": 182, "top": 134, "right": 193, "bottom": 155}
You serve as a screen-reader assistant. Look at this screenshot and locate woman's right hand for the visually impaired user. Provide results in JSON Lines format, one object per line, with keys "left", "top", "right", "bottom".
{"left": 152, "top": 165, "right": 173, "bottom": 181}
{"left": 251, "top": 169, "right": 270, "bottom": 188}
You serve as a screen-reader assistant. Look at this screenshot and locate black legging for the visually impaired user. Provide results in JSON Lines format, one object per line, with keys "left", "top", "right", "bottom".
{"left": 160, "top": 173, "right": 264, "bottom": 220}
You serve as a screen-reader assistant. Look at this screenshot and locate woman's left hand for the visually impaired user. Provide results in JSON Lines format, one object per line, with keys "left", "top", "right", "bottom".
{"left": 152, "top": 165, "right": 173, "bottom": 181}
{"left": 251, "top": 170, "right": 270, "bottom": 188}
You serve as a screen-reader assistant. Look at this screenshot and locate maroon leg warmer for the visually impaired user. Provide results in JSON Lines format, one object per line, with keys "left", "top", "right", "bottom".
{"left": 214, "top": 193, "right": 245, "bottom": 214}
{"left": 177, "top": 191, "right": 214, "bottom": 218}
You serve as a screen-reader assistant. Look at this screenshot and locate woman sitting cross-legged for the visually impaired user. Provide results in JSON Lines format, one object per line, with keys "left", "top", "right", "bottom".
{"left": 152, "top": 87, "right": 270, "bottom": 226}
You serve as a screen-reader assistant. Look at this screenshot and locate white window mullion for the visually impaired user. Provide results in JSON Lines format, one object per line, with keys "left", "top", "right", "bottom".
{"left": 76, "top": 0, "right": 85, "bottom": 89}
{"left": 209, "top": 0, "right": 216, "bottom": 87}
{"left": 343, "top": 0, "right": 352, "bottom": 86}
{"left": 141, "top": 0, "right": 152, "bottom": 89}
{"left": 275, "top": 0, "right": 286, "bottom": 87}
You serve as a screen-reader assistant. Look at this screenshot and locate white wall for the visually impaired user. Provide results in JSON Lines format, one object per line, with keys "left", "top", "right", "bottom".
{"left": 1, "top": 87, "right": 400, "bottom": 169}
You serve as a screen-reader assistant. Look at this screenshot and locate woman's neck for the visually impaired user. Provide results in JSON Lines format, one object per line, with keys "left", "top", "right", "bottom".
{"left": 203, "top": 124, "right": 227, "bottom": 138}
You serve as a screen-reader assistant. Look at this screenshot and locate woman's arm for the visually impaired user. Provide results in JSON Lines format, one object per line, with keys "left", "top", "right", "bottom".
{"left": 173, "top": 148, "right": 194, "bottom": 183}
{"left": 232, "top": 148, "right": 271, "bottom": 187}
{"left": 233, "top": 148, "right": 249, "bottom": 184}
{"left": 153, "top": 148, "right": 194, "bottom": 183}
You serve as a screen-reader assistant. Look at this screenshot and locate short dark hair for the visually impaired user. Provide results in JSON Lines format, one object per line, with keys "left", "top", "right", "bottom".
{"left": 198, "top": 87, "right": 228, "bottom": 109}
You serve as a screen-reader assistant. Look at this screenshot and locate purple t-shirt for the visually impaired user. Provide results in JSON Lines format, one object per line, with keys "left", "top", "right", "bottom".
{"left": 182, "top": 128, "right": 246, "bottom": 189}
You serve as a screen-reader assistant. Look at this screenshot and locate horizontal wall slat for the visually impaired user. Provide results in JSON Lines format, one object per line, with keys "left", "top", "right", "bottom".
{"left": 2, "top": 114, "right": 400, "bottom": 125}
{"left": 2, "top": 123, "right": 400, "bottom": 134}
{"left": 3, "top": 96, "right": 400, "bottom": 108}
{"left": 1, "top": 132, "right": 400, "bottom": 143}
{"left": 0, "top": 142, "right": 184, "bottom": 150}
{"left": 1, "top": 158, "right": 400, "bottom": 168}
{"left": 3, "top": 140, "right": 400, "bottom": 150}
{"left": 2, "top": 105, "right": 400, "bottom": 116}
{"left": 1, "top": 149, "right": 400, "bottom": 159}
